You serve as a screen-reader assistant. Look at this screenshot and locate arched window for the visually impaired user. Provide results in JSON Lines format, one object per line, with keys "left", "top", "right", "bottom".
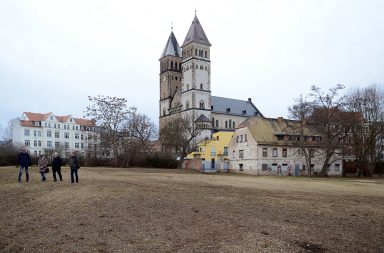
{"left": 200, "top": 83, "right": 203, "bottom": 90}
{"left": 186, "top": 101, "right": 190, "bottom": 109}
{"left": 205, "top": 51, "right": 207, "bottom": 58}
{"left": 200, "top": 65, "right": 203, "bottom": 70}
{"left": 205, "top": 66, "right": 208, "bottom": 71}
{"left": 199, "top": 100, "right": 205, "bottom": 109}
{"left": 233, "top": 121, "right": 236, "bottom": 129}
{"left": 212, "top": 117, "right": 215, "bottom": 127}
{"left": 187, "top": 84, "right": 189, "bottom": 90}
{"left": 171, "top": 61, "right": 173, "bottom": 69}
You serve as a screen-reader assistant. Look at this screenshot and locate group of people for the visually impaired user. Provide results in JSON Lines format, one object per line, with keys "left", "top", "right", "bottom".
{"left": 18, "top": 148, "right": 81, "bottom": 183}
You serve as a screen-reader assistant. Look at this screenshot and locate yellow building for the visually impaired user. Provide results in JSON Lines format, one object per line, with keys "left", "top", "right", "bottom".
{"left": 187, "top": 131, "right": 233, "bottom": 169}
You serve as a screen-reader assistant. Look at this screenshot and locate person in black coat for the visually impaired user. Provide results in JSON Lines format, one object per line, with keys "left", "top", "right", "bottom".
{"left": 18, "top": 148, "right": 31, "bottom": 183}
{"left": 69, "top": 152, "right": 80, "bottom": 183}
{"left": 51, "top": 152, "right": 63, "bottom": 181}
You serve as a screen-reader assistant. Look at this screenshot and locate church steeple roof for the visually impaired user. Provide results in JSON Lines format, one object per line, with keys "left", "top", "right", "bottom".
{"left": 160, "top": 31, "right": 182, "bottom": 59}
{"left": 181, "top": 15, "right": 211, "bottom": 47}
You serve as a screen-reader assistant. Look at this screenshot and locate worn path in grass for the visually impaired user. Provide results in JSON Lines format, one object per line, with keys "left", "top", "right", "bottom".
{"left": 0, "top": 166, "right": 383, "bottom": 253}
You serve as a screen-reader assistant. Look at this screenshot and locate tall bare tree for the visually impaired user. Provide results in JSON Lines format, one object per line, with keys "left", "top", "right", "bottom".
{"left": 288, "top": 85, "right": 355, "bottom": 176}
{"left": 0, "top": 120, "right": 13, "bottom": 142}
{"left": 120, "top": 113, "right": 157, "bottom": 167}
{"left": 159, "top": 115, "right": 204, "bottom": 166}
{"left": 84, "top": 95, "right": 136, "bottom": 166}
{"left": 346, "top": 84, "right": 384, "bottom": 176}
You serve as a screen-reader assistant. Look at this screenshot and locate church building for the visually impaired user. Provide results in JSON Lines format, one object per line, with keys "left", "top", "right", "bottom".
{"left": 159, "top": 14, "right": 263, "bottom": 143}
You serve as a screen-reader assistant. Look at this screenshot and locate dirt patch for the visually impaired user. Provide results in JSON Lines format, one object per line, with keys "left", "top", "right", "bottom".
{"left": 0, "top": 166, "right": 383, "bottom": 252}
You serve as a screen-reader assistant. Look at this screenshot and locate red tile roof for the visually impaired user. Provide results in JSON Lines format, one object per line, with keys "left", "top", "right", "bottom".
{"left": 74, "top": 118, "right": 96, "bottom": 126}
{"left": 20, "top": 120, "right": 40, "bottom": 127}
{"left": 22, "top": 112, "right": 96, "bottom": 126}
{"left": 24, "top": 112, "right": 51, "bottom": 121}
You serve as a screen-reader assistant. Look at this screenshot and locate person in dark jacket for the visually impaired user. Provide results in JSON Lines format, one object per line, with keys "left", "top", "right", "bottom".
{"left": 18, "top": 148, "right": 31, "bottom": 183}
{"left": 69, "top": 152, "right": 80, "bottom": 183}
{"left": 51, "top": 152, "right": 63, "bottom": 181}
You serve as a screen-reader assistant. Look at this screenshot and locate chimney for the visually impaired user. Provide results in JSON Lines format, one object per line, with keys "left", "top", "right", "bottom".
{"left": 248, "top": 98, "right": 252, "bottom": 102}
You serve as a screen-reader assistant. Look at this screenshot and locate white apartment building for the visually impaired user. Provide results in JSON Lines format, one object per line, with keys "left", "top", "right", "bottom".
{"left": 12, "top": 112, "right": 99, "bottom": 158}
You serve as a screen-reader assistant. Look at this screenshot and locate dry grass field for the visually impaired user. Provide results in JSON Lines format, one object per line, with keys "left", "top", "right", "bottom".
{"left": 0, "top": 166, "right": 383, "bottom": 253}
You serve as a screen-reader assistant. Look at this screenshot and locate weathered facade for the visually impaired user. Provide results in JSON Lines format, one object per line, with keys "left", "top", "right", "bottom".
{"left": 228, "top": 117, "right": 343, "bottom": 176}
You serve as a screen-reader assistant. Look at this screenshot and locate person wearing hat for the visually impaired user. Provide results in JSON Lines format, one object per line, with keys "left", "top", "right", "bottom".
{"left": 18, "top": 147, "right": 31, "bottom": 183}
{"left": 51, "top": 152, "right": 63, "bottom": 181}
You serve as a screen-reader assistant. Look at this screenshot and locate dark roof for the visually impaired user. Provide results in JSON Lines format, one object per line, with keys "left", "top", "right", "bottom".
{"left": 195, "top": 114, "right": 211, "bottom": 122}
{"left": 211, "top": 96, "right": 263, "bottom": 117}
{"left": 182, "top": 15, "right": 211, "bottom": 47}
{"left": 160, "top": 31, "right": 182, "bottom": 59}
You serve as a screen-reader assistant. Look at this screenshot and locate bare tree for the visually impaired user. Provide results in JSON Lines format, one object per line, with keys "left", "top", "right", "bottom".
{"left": 288, "top": 85, "right": 355, "bottom": 176}
{"left": 0, "top": 120, "right": 13, "bottom": 142}
{"left": 346, "top": 84, "right": 384, "bottom": 176}
{"left": 120, "top": 113, "right": 157, "bottom": 167}
{"left": 159, "top": 115, "right": 204, "bottom": 167}
{"left": 288, "top": 94, "right": 314, "bottom": 121}
{"left": 84, "top": 95, "right": 136, "bottom": 166}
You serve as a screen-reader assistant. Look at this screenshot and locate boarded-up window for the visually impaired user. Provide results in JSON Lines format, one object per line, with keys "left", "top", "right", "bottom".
{"left": 282, "top": 148, "right": 287, "bottom": 157}
{"left": 239, "top": 150, "right": 244, "bottom": 159}
{"left": 262, "top": 164, "right": 268, "bottom": 171}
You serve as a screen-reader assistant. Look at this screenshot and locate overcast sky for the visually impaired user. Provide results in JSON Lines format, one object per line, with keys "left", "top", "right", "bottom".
{"left": 1, "top": 0, "right": 383, "bottom": 133}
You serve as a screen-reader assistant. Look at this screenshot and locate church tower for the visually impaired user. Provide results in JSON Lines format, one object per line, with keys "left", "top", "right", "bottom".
{"left": 180, "top": 14, "right": 212, "bottom": 141}
{"left": 159, "top": 30, "right": 182, "bottom": 127}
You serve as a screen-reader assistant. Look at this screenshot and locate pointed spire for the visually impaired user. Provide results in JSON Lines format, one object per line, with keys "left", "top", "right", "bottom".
{"left": 182, "top": 15, "right": 211, "bottom": 47}
{"left": 160, "top": 30, "right": 182, "bottom": 59}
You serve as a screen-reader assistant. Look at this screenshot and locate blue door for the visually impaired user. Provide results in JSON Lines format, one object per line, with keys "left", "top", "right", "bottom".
{"left": 295, "top": 164, "right": 300, "bottom": 176}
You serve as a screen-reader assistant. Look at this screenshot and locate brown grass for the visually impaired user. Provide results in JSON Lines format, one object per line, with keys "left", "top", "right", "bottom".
{"left": 0, "top": 166, "right": 383, "bottom": 253}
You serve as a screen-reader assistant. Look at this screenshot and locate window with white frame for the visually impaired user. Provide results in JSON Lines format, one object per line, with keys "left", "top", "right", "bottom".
{"left": 47, "top": 131, "right": 52, "bottom": 137}
{"left": 55, "top": 131, "right": 60, "bottom": 138}
{"left": 47, "top": 141, "right": 52, "bottom": 147}
{"left": 75, "top": 134, "right": 79, "bottom": 139}
{"left": 38, "top": 141, "right": 41, "bottom": 147}
{"left": 75, "top": 143, "right": 79, "bottom": 148}
{"left": 24, "top": 130, "right": 30, "bottom": 136}
{"left": 64, "top": 142, "right": 69, "bottom": 149}
{"left": 272, "top": 148, "right": 278, "bottom": 157}
{"left": 64, "top": 132, "right": 69, "bottom": 139}
{"left": 25, "top": 140, "right": 30, "bottom": 146}
{"left": 34, "top": 140, "right": 37, "bottom": 147}
{"left": 55, "top": 142, "right": 59, "bottom": 148}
